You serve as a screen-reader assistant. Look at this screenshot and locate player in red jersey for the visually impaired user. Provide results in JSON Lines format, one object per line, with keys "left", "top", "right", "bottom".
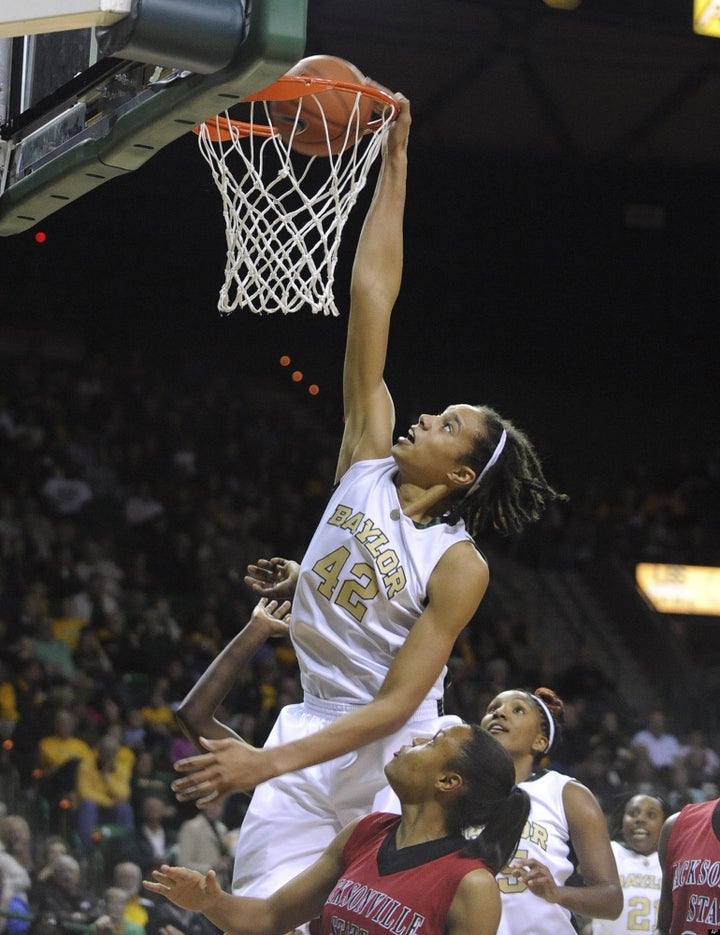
{"left": 145, "top": 721, "right": 529, "bottom": 935}
{"left": 656, "top": 797, "right": 720, "bottom": 935}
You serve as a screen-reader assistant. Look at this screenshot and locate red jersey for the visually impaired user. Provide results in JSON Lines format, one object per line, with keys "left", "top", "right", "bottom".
{"left": 666, "top": 798, "right": 720, "bottom": 935}
{"left": 311, "top": 812, "right": 492, "bottom": 935}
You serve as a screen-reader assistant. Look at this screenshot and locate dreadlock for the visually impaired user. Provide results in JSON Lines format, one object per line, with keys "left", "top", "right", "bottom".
{"left": 448, "top": 405, "right": 568, "bottom": 539}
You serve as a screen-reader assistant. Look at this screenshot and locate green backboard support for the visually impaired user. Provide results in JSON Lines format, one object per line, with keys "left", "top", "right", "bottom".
{"left": 0, "top": 0, "right": 307, "bottom": 236}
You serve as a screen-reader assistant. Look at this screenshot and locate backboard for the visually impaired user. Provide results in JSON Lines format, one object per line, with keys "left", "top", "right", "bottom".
{"left": 0, "top": 0, "right": 307, "bottom": 236}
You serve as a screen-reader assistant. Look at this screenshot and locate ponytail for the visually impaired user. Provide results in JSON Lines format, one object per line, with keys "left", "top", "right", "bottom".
{"left": 445, "top": 725, "right": 530, "bottom": 874}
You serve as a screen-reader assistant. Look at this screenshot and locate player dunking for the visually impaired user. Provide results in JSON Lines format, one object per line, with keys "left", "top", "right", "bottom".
{"left": 172, "top": 91, "right": 566, "bottom": 907}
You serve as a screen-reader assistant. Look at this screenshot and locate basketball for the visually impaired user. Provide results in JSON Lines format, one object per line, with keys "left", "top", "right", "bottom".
{"left": 269, "top": 55, "right": 373, "bottom": 157}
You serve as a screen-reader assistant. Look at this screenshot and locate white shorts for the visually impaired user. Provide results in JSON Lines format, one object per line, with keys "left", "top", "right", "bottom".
{"left": 231, "top": 695, "right": 460, "bottom": 897}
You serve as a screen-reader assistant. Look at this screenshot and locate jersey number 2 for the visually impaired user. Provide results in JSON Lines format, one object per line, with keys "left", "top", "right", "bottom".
{"left": 313, "top": 546, "right": 379, "bottom": 622}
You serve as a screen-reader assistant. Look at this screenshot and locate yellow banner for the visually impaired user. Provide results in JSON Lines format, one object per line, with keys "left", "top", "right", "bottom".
{"left": 695, "top": 0, "right": 720, "bottom": 38}
{"left": 636, "top": 563, "right": 720, "bottom": 616}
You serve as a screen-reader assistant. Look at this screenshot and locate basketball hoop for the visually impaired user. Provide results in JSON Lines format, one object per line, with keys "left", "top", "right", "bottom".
{"left": 195, "top": 73, "right": 399, "bottom": 316}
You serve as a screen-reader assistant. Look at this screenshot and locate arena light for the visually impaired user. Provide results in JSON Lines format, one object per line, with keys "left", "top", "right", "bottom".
{"left": 694, "top": 0, "right": 720, "bottom": 37}
{"left": 542, "top": 0, "right": 582, "bottom": 9}
{"left": 636, "top": 563, "right": 720, "bottom": 616}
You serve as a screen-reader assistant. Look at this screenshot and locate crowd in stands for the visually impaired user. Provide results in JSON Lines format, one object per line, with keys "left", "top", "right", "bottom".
{"left": 0, "top": 342, "right": 718, "bottom": 932}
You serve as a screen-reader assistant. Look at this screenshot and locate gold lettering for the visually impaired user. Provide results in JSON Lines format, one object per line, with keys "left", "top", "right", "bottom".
{"left": 529, "top": 824, "right": 548, "bottom": 850}
{"left": 356, "top": 519, "right": 384, "bottom": 543}
{"left": 328, "top": 505, "right": 352, "bottom": 526}
{"left": 377, "top": 550, "right": 399, "bottom": 574}
{"left": 340, "top": 512, "right": 364, "bottom": 534}
{"left": 366, "top": 533, "right": 390, "bottom": 559}
{"left": 384, "top": 569, "right": 407, "bottom": 598}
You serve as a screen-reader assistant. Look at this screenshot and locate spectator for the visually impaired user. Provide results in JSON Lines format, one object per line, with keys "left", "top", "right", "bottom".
{"left": 630, "top": 710, "right": 683, "bottom": 787}
{"left": 0, "top": 860, "right": 31, "bottom": 935}
{"left": 174, "top": 800, "right": 232, "bottom": 891}
{"left": 41, "top": 467, "right": 93, "bottom": 517}
{"left": 33, "top": 838, "right": 69, "bottom": 887}
{"left": 0, "top": 658, "right": 47, "bottom": 780}
{"left": 112, "top": 863, "right": 152, "bottom": 931}
{"left": 96, "top": 613, "right": 138, "bottom": 675}
{"left": 123, "top": 484, "right": 164, "bottom": 528}
{"left": 71, "top": 574, "right": 120, "bottom": 631}
{"left": 32, "top": 855, "right": 99, "bottom": 926}
{"left": 75, "top": 734, "right": 135, "bottom": 854}
{"left": 93, "top": 887, "right": 144, "bottom": 935}
{"left": 130, "top": 750, "right": 176, "bottom": 822}
{"left": 139, "top": 680, "right": 174, "bottom": 755}
{"left": 74, "top": 538, "right": 124, "bottom": 600}
{"left": 678, "top": 729, "right": 720, "bottom": 795}
{"left": 144, "top": 898, "right": 220, "bottom": 935}
{"left": 0, "top": 818, "right": 32, "bottom": 884}
{"left": 119, "top": 796, "right": 176, "bottom": 878}
{"left": 37, "top": 709, "right": 92, "bottom": 825}
{"left": 72, "top": 628, "right": 114, "bottom": 691}
{"left": 588, "top": 710, "right": 632, "bottom": 780}
{"left": 0, "top": 845, "right": 31, "bottom": 904}
{"left": 27, "top": 616, "right": 75, "bottom": 683}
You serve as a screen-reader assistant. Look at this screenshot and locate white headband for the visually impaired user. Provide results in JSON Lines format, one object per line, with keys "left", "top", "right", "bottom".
{"left": 464, "top": 428, "right": 507, "bottom": 499}
{"left": 531, "top": 694, "right": 556, "bottom": 753}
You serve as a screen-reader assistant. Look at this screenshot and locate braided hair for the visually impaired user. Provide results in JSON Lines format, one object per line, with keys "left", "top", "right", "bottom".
{"left": 448, "top": 405, "right": 568, "bottom": 539}
{"left": 444, "top": 725, "right": 530, "bottom": 874}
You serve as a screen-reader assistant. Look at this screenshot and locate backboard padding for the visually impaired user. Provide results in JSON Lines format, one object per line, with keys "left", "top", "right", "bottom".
{"left": 0, "top": 0, "right": 307, "bottom": 235}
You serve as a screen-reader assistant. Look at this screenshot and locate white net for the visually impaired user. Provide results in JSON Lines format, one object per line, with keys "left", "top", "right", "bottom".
{"left": 197, "top": 89, "right": 396, "bottom": 316}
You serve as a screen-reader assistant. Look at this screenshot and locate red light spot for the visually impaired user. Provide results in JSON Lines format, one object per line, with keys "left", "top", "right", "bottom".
{"left": 2, "top": 739, "right": 13, "bottom": 751}
{"left": 279, "top": 355, "right": 291, "bottom": 367}
{"left": 34, "top": 231, "right": 47, "bottom": 243}
{"left": 291, "top": 370, "right": 303, "bottom": 382}
{"left": 308, "top": 384, "right": 319, "bottom": 396}
{"left": 59, "top": 799, "right": 72, "bottom": 810}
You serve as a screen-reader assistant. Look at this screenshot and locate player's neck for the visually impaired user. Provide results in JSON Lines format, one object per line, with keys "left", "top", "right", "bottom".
{"left": 395, "top": 479, "right": 453, "bottom": 524}
{"left": 395, "top": 805, "right": 450, "bottom": 849}
{"left": 513, "top": 753, "right": 537, "bottom": 784}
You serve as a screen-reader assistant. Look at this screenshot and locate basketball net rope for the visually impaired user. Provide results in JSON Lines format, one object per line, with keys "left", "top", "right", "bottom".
{"left": 197, "top": 93, "right": 395, "bottom": 316}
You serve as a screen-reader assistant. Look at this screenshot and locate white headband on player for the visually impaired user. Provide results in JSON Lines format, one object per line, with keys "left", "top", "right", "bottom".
{"left": 530, "top": 694, "right": 556, "bottom": 753}
{"left": 464, "top": 428, "right": 507, "bottom": 499}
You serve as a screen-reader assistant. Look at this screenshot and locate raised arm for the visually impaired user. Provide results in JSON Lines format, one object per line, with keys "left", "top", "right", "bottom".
{"left": 171, "top": 541, "right": 487, "bottom": 803}
{"left": 334, "top": 92, "right": 410, "bottom": 481}
{"left": 175, "top": 599, "right": 290, "bottom": 750}
{"left": 243, "top": 558, "right": 299, "bottom": 601}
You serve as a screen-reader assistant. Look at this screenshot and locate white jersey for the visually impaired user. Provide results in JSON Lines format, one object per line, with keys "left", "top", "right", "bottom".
{"left": 589, "top": 841, "right": 662, "bottom": 935}
{"left": 496, "top": 770, "right": 577, "bottom": 935}
{"left": 291, "top": 456, "right": 474, "bottom": 705}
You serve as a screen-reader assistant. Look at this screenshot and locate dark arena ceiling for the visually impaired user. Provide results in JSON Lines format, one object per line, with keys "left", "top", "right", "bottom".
{"left": 304, "top": 0, "right": 720, "bottom": 168}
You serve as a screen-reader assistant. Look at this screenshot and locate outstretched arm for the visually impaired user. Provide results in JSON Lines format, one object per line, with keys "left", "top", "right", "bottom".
{"left": 334, "top": 91, "right": 410, "bottom": 482}
{"left": 175, "top": 598, "right": 291, "bottom": 752}
{"left": 244, "top": 558, "right": 300, "bottom": 601}
{"left": 143, "top": 821, "right": 357, "bottom": 935}
{"left": 171, "top": 542, "right": 487, "bottom": 804}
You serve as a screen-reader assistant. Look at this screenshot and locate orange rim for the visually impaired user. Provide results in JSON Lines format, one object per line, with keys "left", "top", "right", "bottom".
{"left": 193, "top": 115, "right": 276, "bottom": 142}
{"left": 194, "top": 75, "right": 399, "bottom": 141}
